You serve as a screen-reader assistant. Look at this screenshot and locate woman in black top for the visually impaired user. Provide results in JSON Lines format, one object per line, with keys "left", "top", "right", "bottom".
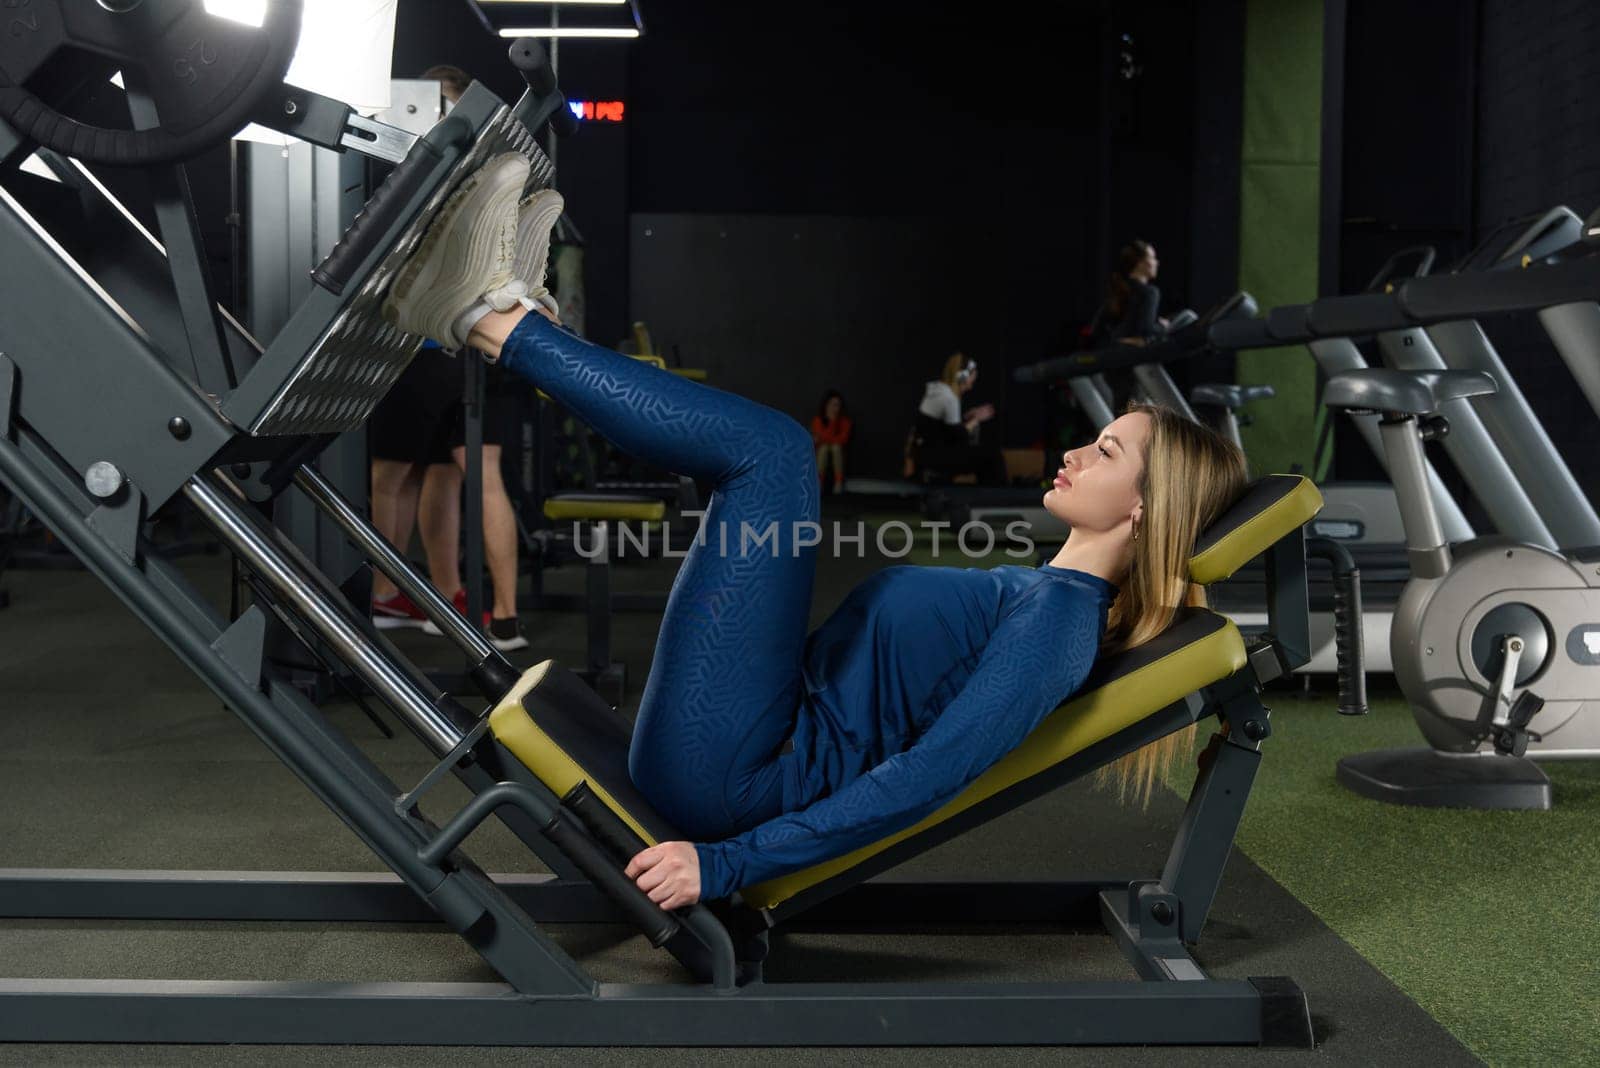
{"left": 1092, "top": 240, "right": 1167, "bottom": 347}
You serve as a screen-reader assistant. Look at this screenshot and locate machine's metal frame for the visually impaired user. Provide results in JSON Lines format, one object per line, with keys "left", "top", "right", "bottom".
{"left": 0, "top": 30, "right": 1317, "bottom": 1047}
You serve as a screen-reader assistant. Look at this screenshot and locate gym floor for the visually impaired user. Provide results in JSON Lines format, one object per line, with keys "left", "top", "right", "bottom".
{"left": 0, "top": 495, "right": 1591, "bottom": 1064}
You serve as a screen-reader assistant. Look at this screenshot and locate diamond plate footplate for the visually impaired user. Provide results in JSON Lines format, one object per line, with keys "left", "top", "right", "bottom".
{"left": 246, "top": 106, "right": 554, "bottom": 437}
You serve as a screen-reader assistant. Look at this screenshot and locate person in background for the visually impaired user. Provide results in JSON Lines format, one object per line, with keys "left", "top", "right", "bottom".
{"left": 368, "top": 62, "right": 529, "bottom": 653}
{"left": 420, "top": 63, "right": 471, "bottom": 113}
{"left": 810, "top": 390, "right": 852, "bottom": 495}
{"left": 368, "top": 352, "right": 476, "bottom": 630}
{"left": 1089, "top": 239, "right": 1168, "bottom": 348}
{"left": 911, "top": 353, "right": 1006, "bottom": 485}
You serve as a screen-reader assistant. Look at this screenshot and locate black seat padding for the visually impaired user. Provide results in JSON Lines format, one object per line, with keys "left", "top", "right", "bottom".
{"left": 1189, "top": 383, "right": 1277, "bottom": 410}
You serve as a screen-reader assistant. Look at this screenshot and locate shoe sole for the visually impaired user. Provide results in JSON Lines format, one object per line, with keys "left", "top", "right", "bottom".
{"left": 421, "top": 617, "right": 492, "bottom": 636}
{"left": 492, "top": 635, "right": 530, "bottom": 653}
{"left": 384, "top": 153, "right": 531, "bottom": 345}
{"left": 510, "top": 188, "right": 566, "bottom": 299}
{"left": 373, "top": 615, "right": 426, "bottom": 631}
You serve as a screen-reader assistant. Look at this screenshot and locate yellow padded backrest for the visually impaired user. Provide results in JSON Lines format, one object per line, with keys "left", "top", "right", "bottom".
{"left": 739, "top": 617, "right": 1246, "bottom": 910}
{"left": 1188, "top": 475, "right": 1321, "bottom": 586}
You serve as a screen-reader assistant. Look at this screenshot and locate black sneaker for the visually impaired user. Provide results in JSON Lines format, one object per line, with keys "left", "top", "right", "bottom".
{"left": 489, "top": 616, "right": 529, "bottom": 653}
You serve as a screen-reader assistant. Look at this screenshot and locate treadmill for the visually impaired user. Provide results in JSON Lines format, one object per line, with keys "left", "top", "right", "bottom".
{"left": 1205, "top": 208, "right": 1600, "bottom": 667}
{"left": 1014, "top": 294, "right": 1413, "bottom": 672}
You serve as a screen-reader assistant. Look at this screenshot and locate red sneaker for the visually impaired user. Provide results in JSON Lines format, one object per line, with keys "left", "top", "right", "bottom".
{"left": 371, "top": 592, "right": 427, "bottom": 630}
{"left": 422, "top": 587, "right": 492, "bottom": 635}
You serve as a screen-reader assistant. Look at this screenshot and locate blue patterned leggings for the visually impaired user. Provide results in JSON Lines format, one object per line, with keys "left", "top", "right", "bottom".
{"left": 499, "top": 313, "right": 817, "bottom": 840}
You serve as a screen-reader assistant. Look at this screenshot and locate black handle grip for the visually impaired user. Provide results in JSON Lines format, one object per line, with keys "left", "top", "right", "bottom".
{"left": 548, "top": 93, "right": 582, "bottom": 138}
{"left": 541, "top": 805, "right": 681, "bottom": 947}
{"left": 1307, "top": 538, "right": 1368, "bottom": 717}
{"left": 1013, "top": 353, "right": 1097, "bottom": 384}
{"left": 1207, "top": 317, "right": 1275, "bottom": 350}
{"left": 508, "top": 38, "right": 558, "bottom": 95}
{"left": 1306, "top": 293, "right": 1409, "bottom": 338}
{"left": 1266, "top": 304, "right": 1316, "bottom": 342}
{"left": 311, "top": 136, "right": 443, "bottom": 295}
{"left": 1364, "top": 245, "right": 1436, "bottom": 292}
{"left": 564, "top": 780, "right": 652, "bottom": 865}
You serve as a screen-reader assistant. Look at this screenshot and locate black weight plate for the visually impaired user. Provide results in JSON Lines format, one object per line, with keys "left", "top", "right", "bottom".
{"left": 0, "top": 0, "right": 302, "bottom": 164}
{"left": 0, "top": 0, "right": 69, "bottom": 87}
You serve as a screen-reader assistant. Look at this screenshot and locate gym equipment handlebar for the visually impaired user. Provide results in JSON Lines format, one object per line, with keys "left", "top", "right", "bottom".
{"left": 1307, "top": 539, "right": 1367, "bottom": 717}
{"left": 310, "top": 133, "right": 445, "bottom": 296}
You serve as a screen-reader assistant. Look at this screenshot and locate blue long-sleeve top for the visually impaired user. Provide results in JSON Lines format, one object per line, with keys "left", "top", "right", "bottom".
{"left": 694, "top": 563, "right": 1115, "bottom": 900}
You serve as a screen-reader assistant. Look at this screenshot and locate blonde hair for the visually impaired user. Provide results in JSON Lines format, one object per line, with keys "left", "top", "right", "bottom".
{"left": 1098, "top": 404, "right": 1248, "bottom": 804}
{"left": 941, "top": 353, "right": 974, "bottom": 389}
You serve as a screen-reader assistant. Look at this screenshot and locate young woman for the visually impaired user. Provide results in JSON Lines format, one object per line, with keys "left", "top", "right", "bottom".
{"left": 384, "top": 155, "right": 1248, "bottom": 910}
{"left": 1090, "top": 239, "right": 1168, "bottom": 348}
{"left": 810, "top": 390, "right": 852, "bottom": 495}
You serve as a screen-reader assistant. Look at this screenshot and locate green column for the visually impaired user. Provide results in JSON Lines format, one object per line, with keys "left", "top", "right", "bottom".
{"left": 1237, "top": 0, "right": 1327, "bottom": 477}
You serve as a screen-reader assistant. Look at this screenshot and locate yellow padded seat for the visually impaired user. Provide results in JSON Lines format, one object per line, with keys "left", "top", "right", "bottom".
{"left": 486, "top": 611, "right": 1245, "bottom": 912}
{"left": 489, "top": 661, "right": 663, "bottom": 849}
{"left": 543, "top": 495, "right": 666, "bottom": 523}
{"left": 486, "top": 474, "right": 1317, "bottom": 912}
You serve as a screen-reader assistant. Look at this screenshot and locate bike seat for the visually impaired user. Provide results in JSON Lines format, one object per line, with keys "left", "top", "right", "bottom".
{"left": 1190, "top": 383, "right": 1278, "bottom": 411}
{"left": 1323, "top": 369, "right": 1496, "bottom": 415}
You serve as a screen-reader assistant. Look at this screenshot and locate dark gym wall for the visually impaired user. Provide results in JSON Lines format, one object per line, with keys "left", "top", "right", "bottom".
{"left": 1336, "top": 0, "right": 1599, "bottom": 506}
{"left": 1472, "top": 0, "right": 1600, "bottom": 504}
{"left": 1339, "top": 1, "right": 1477, "bottom": 293}
{"left": 625, "top": 2, "right": 1206, "bottom": 478}
{"left": 1333, "top": 0, "right": 1477, "bottom": 485}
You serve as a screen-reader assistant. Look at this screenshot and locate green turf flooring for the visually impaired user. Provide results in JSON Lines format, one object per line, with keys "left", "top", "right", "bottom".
{"left": 891, "top": 520, "right": 1599, "bottom": 1066}
{"left": 1164, "top": 692, "right": 1600, "bottom": 1067}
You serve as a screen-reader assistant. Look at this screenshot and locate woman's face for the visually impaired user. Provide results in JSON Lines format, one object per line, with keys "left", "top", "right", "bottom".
{"left": 825, "top": 396, "right": 842, "bottom": 419}
{"left": 1139, "top": 246, "right": 1160, "bottom": 280}
{"left": 1042, "top": 411, "right": 1150, "bottom": 532}
{"left": 960, "top": 368, "right": 977, "bottom": 393}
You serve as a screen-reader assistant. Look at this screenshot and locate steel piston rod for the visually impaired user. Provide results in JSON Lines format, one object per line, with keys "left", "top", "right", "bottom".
{"left": 292, "top": 464, "right": 505, "bottom": 666}
{"left": 184, "top": 474, "right": 465, "bottom": 755}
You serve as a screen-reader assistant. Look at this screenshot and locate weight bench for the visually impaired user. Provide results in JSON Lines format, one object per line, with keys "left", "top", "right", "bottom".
{"left": 462, "top": 472, "right": 1329, "bottom": 1045}
{"left": 539, "top": 492, "right": 667, "bottom": 702}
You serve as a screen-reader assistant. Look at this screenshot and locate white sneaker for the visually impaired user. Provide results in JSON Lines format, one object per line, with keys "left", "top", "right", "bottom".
{"left": 383, "top": 152, "right": 530, "bottom": 348}
{"left": 486, "top": 187, "right": 569, "bottom": 316}
{"left": 489, "top": 188, "right": 566, "bottom": 317}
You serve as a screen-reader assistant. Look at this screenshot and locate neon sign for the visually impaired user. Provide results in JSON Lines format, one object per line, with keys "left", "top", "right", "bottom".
{"left": 567, "top": 100, "right": 625, "bottom": 123}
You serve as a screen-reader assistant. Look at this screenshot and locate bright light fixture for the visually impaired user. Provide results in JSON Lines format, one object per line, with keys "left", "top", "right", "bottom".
{"left": 210, "top": 1, "right": 398, "bottom": 143}
{"left": 204, "top": 0, "right": 266, "bottom": 27}
{"left": 497, "top": 27, "right": 639, "bottom": 37}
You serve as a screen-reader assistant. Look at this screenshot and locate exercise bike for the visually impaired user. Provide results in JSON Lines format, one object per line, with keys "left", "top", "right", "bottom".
{"left": 1318, "top": 367, "right": 1600, "bottom": 809}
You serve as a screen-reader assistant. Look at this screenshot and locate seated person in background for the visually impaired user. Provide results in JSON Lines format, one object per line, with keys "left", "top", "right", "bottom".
{"left": 810, "top": 389, "right": 852, "bottom": 495}
{"left": 1088, "top": 239, "right": 1169, "bottom": 349}
{"left": 912, "top": 353, "right": 1006, "bottom": 485}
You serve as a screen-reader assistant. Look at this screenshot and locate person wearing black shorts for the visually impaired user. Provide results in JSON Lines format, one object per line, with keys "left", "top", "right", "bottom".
{"left": 368, "top": 345, "right": 469, "bottom": 626}
{"left": 368, "top": 61, "right": 529, "bottom": 653}
{"left": 417, "top": 359, "right": 529, "bottom": 651}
